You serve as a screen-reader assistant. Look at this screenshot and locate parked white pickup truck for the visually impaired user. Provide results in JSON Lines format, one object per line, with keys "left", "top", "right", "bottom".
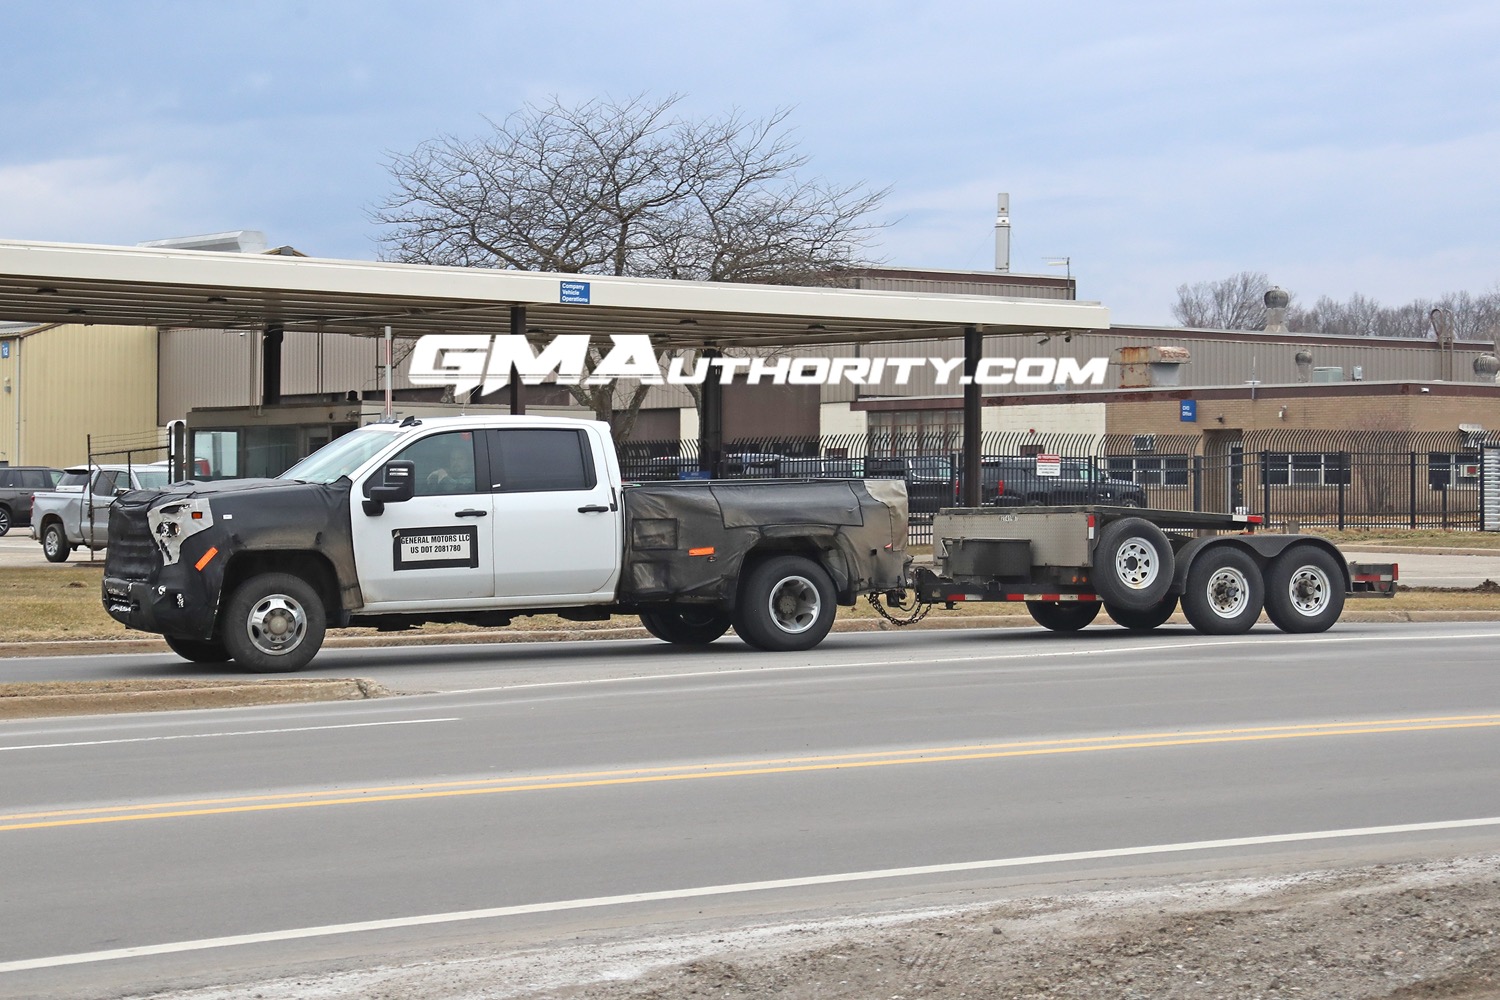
{"left": 102, "top": 416, "right": 909, "bottom": 671}
{"left": 32, "top": 464, "right": 173, "bottom": 562}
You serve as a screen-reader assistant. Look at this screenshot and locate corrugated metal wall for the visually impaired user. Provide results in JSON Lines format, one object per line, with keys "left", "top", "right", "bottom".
{"left": 14, "top": 325, "right": 158, "bottom": 467}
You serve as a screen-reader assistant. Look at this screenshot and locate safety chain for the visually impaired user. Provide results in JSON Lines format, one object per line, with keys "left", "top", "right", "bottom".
{"left": 867, "top": 592, "right": 934, "bottom": 626}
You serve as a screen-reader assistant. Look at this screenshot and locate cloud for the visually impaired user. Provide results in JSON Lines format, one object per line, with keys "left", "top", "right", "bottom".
{"left": 0, "top": 157, "right": 213, "bottom": 245}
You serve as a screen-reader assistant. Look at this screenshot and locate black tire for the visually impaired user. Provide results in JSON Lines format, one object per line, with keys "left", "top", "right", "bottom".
{"left": 1181, "top": 546, "right": 1264, "bottom": 635}
{"left": 220, "top": 572, "right": 327, "bottom": 672}
{"left": 639, "top": 606, "right": 732, "bottom": 645}
{"left": 1091, "top": 517, "right": 1174, "bottom": 611}
{"left": 1105, "top": 595, "right": 1179, "bottom": 631}
{"left": 1026, "top": 600, "right": 1101, "bottom": 632}
{"left": 732, "top": 555, "right": 837, "bottom": 652}
{"left": 1264, "top": 545, "right": 1345, "bottom": 634}
{"left": 42, "top": 522, "right": 70, "bottom": 563}
{"left": 164, "top": 635, "right": 233, "bottom": 663}
{"left": 0, "top": 506, "right": 10, "bottom": 537}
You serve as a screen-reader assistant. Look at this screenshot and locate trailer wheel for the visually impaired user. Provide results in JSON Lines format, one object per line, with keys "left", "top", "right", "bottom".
{"left": 1026, "top": 600, "right": 1101, "bottom": 632}
{"left": 1091, "top": 517, "right": 1174, "bottom": 611}
{"left": 1182, "top": 547, "right": 1264, "bottom": 635}
{"left": 733, "top": 555, "right": 836, "bottom": 652}
{"left": 221, "top": 572, "right": 326, "bottom": 672}
{"left": 1104, "top": 595, "right": 1179, "bottom": 631}
{"left": 1264, "top": 545, "right": 1345, "bottom": 633}
{"left": 164, "top": 635, "right": 232, "bottom": 663}
{"left": 42, "top": 523, "right": 71, "bottom": 563}
{"left": 639, "top": 606, "right": 732, "bottom": 645}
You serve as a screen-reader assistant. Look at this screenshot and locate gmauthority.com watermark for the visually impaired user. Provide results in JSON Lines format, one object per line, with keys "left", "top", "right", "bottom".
{"left": 410, "top": 334, "right": 1108, "bottom": 396}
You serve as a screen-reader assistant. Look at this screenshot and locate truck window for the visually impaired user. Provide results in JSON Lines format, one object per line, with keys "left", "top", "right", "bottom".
{"left": 398, "top": 432, "right": 479, "bottom": 496}
{"left": 488, "top": 429, "right": 595, "bottom": 493}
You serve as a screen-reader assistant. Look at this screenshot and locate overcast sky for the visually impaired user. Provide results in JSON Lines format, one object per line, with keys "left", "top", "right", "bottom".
{"left": 4, "top": 1, "right": 1497, "bottom": 325}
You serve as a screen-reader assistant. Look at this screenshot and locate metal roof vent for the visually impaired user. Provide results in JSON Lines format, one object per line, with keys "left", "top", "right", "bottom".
{"left": 137, "top": 231, "right": 269, "bottom": 254}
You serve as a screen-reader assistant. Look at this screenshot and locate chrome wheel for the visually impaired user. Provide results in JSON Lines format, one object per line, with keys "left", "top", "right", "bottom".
{"left": 767, "top": 574, "right": 821, "bottom": 634}
{"left": 245, "top": 593, "right": 308, "bottom": 656}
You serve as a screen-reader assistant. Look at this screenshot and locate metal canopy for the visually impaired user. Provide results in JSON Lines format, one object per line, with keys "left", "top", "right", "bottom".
{"left": 0, "top": 239, "right": 1109, "bottom": 348}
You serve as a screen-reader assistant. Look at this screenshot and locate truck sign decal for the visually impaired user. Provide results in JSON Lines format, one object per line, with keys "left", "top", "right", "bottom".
{"left": 392, "top": 526, "right": 479, "bottom": 571}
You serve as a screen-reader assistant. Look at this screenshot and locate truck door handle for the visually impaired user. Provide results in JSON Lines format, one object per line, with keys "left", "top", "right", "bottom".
{"left": 455, "top": 509, "right": 487, "bottom": 518}
{"left": 577, "top": 504, "right": 610, "bottom": 513}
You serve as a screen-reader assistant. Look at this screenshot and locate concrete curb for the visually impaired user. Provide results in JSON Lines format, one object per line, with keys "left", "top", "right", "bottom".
{"left": 0, "top": 678, "right": 387, "bottom": 720}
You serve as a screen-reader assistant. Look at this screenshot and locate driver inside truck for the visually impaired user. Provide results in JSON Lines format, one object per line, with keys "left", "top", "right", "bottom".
{"left": 416, "top": 433, "right": 476, "bottom": 495}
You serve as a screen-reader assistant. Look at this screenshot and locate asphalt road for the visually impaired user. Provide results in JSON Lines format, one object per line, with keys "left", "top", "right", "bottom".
{"left": 2, "top": 624, "right": 1499, "bottom": 999}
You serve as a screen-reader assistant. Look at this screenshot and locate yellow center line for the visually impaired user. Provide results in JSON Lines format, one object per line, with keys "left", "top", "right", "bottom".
{"left": 6, "top": 714, "right": 1500, "bottom": 833}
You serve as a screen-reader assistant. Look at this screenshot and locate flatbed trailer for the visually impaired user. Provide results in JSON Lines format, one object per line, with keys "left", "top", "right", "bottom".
{"left": 907, "top": 505, "right": 1397, "bottom": 635}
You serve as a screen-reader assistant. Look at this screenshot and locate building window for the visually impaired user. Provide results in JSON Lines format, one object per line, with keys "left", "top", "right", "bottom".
{"left": 1264, "top": 452, "right": 1351, "bottom": 486}
{"left": 1428, "top": 452, "right": 1480, "bottom": 489}
{"left": 1107, "top": 455, "right": 1190, "bottom": 486}
{"left": 868, "top": 410, "right": 962, "bottom": 456}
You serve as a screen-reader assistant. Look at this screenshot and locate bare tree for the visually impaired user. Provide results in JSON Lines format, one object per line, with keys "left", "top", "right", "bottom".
{"left": 375, "top": 94, "right": 888, "bottom": 436}
{"left": 1171, "top": 271, "right": 1279, "bottom": 330}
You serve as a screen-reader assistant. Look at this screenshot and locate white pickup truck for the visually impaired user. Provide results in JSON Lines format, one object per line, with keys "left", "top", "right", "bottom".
{"left": 102, "top": 416, "right": 909, "bottom": 671}
{"left": 32, "top": 464, "right": 173, "bottom": 562}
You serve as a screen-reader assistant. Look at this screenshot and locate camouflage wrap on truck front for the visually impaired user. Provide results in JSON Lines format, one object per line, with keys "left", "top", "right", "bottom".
{"left": 102, "top": 479, "right": 359, "bottom": 641}
{"left": 619, "top": 478, "right": 908, "bottom": 605}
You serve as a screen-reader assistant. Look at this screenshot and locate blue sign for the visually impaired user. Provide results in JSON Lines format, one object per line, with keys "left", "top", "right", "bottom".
{"left": 1179, "top": 399, "right": 1197, "bottom": 422}
{"left": 679, "top": 469, "right": 711, "bottom": 480}
{"left": 560, "top": 280, "right": 591, "bottom": 304}
{"left": 0, "top": 341, "right": 8, "bottom": 359}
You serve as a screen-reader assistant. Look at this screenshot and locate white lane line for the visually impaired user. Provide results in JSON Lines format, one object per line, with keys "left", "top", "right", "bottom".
{"left": 436, "top": 630, "right": 1500, "bottom": 695}
{"left": 4, "top": 814, "right": 1498, "bottom": 973}
{"left": 0, "top": 718, "right": 460, "bottom": 752}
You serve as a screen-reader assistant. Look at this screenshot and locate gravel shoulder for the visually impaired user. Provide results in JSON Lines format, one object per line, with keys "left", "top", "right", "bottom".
{"left": 122, "top": 854, "right": 1500, "bottom": 1000}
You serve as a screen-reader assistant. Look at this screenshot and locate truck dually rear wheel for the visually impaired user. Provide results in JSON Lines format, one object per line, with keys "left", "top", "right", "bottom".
{"left": 733, "top": 555, "right": 837, "bottom": 652}
{"left": 222, "top": 572, "right": 327, "bottom": 672}
{"left": 639, "top": 606, "right": 732, "bottom": 645}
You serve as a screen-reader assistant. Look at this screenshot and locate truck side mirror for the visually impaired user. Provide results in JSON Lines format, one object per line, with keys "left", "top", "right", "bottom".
{"left": 363, "top": 460, "right": 416, "bottom": 515}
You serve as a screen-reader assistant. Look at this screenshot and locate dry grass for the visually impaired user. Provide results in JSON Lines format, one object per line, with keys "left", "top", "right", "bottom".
{"left": 3, "top": 551, "right": 1498, "bottom": 647}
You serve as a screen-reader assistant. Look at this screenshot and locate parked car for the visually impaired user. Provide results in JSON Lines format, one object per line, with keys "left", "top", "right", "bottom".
{"left": 864, "top": 455, "right": 958, "bottom": 517}
{"left": 31, "top": 464, "right": 174, "bottom": 561}
{"left": 981, "top": 456, "right": 1147, "bottom": 507}
{"left": 0, "top": 466, "right": 63, "bottom": 536}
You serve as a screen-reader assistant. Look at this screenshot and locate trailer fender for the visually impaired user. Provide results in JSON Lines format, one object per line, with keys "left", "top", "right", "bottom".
{"left": 1171, "top": 535, "right": 1351, "bottom": 594}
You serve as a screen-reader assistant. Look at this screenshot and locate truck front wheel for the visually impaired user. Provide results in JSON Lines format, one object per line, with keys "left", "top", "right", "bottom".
{"left": 42, "top": 523, "right": 70, "bottom": 563}
{"left": 164, "top": 635, "right": 232, "bottom": 663}
{"left": 1026, "top": 600, "right": 1101, "bottom": 632}
{"left": 221, "top": 572, "right": 326, "bottom": 672}
{"left": 1182, "top": 548, "right": 1264, "bottom": 635}
{"left": 1264, "top": 545, "right": 1344, "bottom": 633}
{"left": 639, "top": 606, "right": 732, "bottom": 645}
{"left": 733, "top": 555, "right": 836, "bottom": 652}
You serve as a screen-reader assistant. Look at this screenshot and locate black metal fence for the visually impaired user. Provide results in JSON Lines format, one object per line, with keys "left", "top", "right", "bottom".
{"left": 619, "top": 430, "right": 1490, "bottom": 544}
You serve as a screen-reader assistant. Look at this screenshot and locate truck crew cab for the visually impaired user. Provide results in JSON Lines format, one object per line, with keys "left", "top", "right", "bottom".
{"left": 102, "top": 416, "right": 908, "bottom": 671}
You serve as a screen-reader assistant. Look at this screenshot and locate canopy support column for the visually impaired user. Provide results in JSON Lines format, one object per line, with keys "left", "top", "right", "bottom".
{"left": 962, "top": 326, "right": 983, "bottom": 507}
{"left": 261, "top": 323, "right": 283, "bottom": 406}
{"left": 509, "top": 306, "right": 526, "bottom": 415}
{"left": 699, "top": 348, "right": 723, "bottom": 478}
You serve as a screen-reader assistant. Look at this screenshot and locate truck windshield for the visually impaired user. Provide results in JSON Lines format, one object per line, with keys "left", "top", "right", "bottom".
{"left": 280, "top": 426, "right": 402, "bottom": 484}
